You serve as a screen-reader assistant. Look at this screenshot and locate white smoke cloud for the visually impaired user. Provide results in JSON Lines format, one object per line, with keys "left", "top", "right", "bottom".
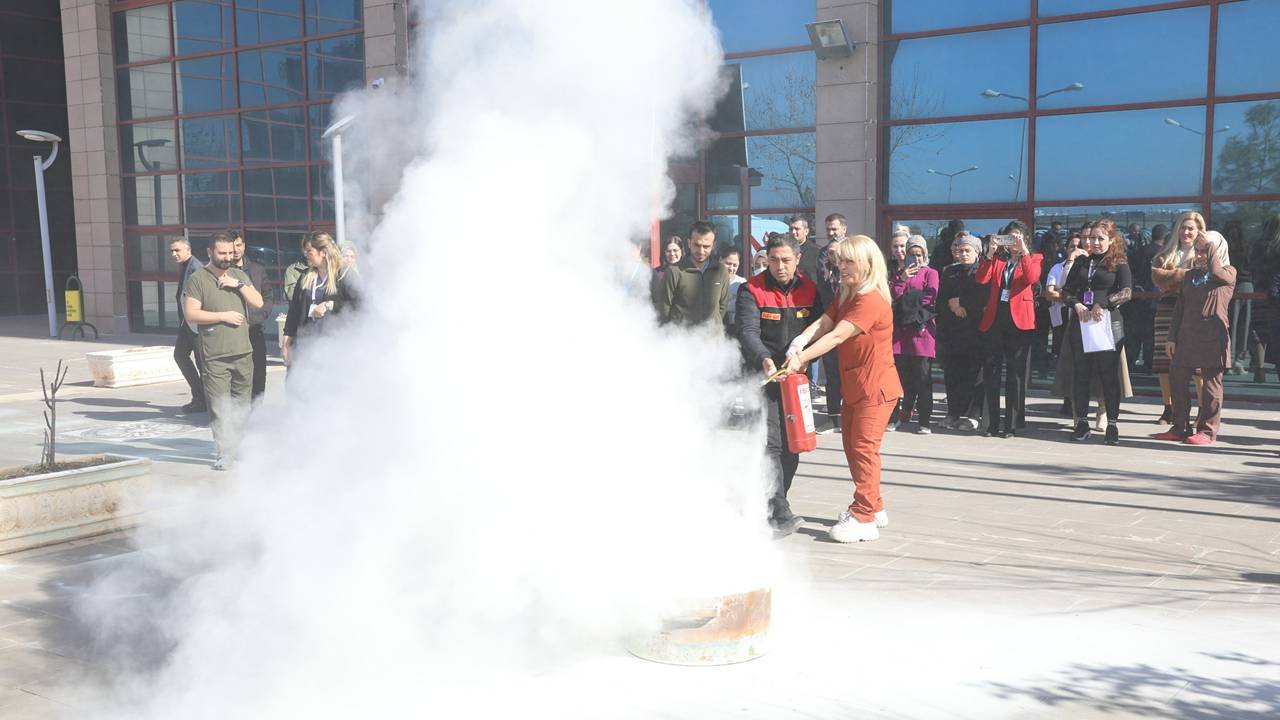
{"left": 72, "top": 1, "right": 787, "bottom": 716}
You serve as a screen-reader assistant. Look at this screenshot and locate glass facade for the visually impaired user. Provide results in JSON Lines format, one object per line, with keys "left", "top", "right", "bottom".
{"left": 111, "top": 0, "right": 363, "bottom": 332}
{"left": 678, "top": 0, "right": 815, "bottom": 258}
{"left": 0, "top": 3, "right": 77, "bottom": 317}
{"left": 882, "top": 0, "right": 1280, "bottom": 254}
{"left": 883, "top": 0, "right": 1280, "bottom": 394}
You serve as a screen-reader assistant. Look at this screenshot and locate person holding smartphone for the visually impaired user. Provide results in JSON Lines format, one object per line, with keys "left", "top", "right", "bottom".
{"left": 975, "top": 220, "right": 1042, "bottom": 438}
{"left": 888, "top": 232, "right": 940, "bottom": 433}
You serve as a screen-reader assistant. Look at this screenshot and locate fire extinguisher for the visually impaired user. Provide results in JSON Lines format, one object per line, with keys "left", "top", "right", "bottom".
{"left": 779, "top": 373, "right": 817, "bottom": 453}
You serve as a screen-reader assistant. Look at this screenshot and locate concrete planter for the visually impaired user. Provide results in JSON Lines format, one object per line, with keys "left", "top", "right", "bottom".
{"left": 86, "top": 346, "right": 183, "bottom": 388}
{"left": 0, "top": 455, "right": 152, "bottom": 554}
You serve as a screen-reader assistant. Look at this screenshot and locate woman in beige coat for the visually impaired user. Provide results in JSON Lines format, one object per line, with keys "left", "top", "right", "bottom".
{"left": 1156, "top": 231, "right": 1236, "bottom": 445}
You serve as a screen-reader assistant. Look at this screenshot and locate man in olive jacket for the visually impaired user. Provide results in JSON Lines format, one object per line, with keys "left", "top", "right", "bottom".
{"left": 184, "top": 232, "right": 264, "bottom": 470}
{"left": 656, "top": 221, "right": 731, "bottom": 328}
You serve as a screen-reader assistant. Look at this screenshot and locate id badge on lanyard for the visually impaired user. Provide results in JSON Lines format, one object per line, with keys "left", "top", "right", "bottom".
{"left": 1082, "top": 261, "right": 1097, "bottom": 306}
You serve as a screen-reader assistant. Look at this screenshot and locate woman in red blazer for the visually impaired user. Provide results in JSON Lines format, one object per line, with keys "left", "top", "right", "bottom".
{"left": 976, "top": 221, "right": 1042, "bottom": 437}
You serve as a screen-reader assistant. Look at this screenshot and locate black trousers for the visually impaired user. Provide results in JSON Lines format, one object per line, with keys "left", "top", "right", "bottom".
{"left": 1069, "top": 318, "right": 1123, "bottom": 423}
{"left": 943, "top": 346, "right": 983, "bottom": 420}
{"left": 1031, "top": 304, "right": 1052, "bottom": 370}
{"left": 895, "top": 354, "right": 933, "bottom": 428}
{"left": 763, "top": 382, "right": 800, "bottom": 521}
{"left": 821, "top": 350, "right": 842, "bottom": 421}
{"left": 1050, "top": 312, "right": 1068, "bottom": 357}
{"left": 174, "top": 324, "right": 204, "bottom": 403}
{"left": 1126, "top": 305, "right": 1155, "bottom": 369}
{"left": 249, "top": 324, "right": 267, "bottom": 399}
{"left": 982, "top": 304, "right": 1032, "bottom": 430}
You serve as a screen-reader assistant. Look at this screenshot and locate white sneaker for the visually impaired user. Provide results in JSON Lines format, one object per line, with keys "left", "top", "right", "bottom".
{"left": 829, "top": 511, "right": 880, "bottom": 543}
{"left": 916, "top": 426, "right": 932, "bottom": 435}
{"left": 886, "top": 421, "right": 898, "bottom": 432}
{"left": 874, "top": 510, "right": 889, "bottom": 528}
{"left": 965, "top": 418, "right": 980, "bottom": 430}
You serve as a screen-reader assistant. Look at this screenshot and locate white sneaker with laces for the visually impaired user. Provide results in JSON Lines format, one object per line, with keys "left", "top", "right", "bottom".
{"left": 875, "top": 510, "right": 889, "bottom": 528}
{"left": 829, "top": 511, "right": 880, "bottom": 543}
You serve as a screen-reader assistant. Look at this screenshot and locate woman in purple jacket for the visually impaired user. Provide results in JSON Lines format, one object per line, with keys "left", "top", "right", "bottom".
{"left": 888, "top": 233, "right": 940, "bottom": 433}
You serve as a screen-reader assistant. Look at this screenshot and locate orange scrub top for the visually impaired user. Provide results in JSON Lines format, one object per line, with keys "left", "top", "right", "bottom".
{"left": 825, "top": 289, "right": 903, "bottom": 406}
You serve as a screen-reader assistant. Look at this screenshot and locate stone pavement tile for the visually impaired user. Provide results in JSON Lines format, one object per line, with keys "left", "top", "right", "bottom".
{"left": 0, "top": 688, "right": 64, "bottom": 720}
{"left": 0, "top": 642, "right": 90, "bottom": 690}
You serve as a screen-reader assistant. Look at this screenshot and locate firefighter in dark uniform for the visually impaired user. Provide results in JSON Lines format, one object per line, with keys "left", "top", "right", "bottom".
{"left": 737, "top": 234, "right": 825, "bottom": 537}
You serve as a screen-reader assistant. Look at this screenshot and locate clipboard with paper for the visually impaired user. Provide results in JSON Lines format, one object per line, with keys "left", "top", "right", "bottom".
{"left": 1080, "top": 310, "right": 1115, "bottom": 353}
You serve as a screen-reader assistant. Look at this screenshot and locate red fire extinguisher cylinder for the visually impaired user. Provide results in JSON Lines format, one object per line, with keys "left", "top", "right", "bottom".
{"left": 779, "top": 373, "right": 818, "bottom": 454}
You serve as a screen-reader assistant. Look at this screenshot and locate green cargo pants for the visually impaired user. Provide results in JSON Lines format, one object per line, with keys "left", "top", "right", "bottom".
{"left": 202, "top": 352, "right": 254, "bottom": 456}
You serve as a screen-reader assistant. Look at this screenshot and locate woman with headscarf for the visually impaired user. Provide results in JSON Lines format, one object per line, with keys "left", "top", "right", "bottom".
{"left": 887, "top": 233, "right": 939, "bottom": 433}
{"left": 282, "top": 231, "right": 358, "bottom": 365}
{"left": 1151, "top": 211, "right": 1204, "bottom": 422}
{"left": 1061, "top": 218, "right": 1132, "bottom": 445}
{"left": 1156, "top": 231, "right": 1236, "bottom": 445}
{"left": 782, "top": 236, "right": 902, "bottom": 543}
{"left": 938, "top": 232, "right": 986, "bottom": 430}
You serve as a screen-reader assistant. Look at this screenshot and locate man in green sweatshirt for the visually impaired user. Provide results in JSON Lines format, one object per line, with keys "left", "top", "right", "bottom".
{"left": 655, "top": 220, "right": 731, "bottom": 328}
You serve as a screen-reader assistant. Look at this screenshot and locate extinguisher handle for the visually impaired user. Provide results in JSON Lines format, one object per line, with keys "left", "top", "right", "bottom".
{"left": 760, "top": 368, "right": 788, "bottom": 387}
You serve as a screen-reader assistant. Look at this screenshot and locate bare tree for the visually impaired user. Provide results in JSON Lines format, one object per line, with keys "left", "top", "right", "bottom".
{"left": 743, "top": 66, "right": 817, "bottom": 208}
{"left": 40, "top": 360, "right": 69, "bottom": 469}
{"left": 887, "top": 66, "right": 945, "bottom": 161}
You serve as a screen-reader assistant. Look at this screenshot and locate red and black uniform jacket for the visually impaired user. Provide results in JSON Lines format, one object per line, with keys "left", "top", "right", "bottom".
{"left": 736, "top": 271, "right": 825, "bottom": 368}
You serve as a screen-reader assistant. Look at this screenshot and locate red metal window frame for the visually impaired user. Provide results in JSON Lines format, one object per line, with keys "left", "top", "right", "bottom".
{"left": 876, "top": 0, "right": 1280, "bottom": 244}
{"left": 665, "top": 41, "right": 819, "bottom": 270}
{"left": 112, "top": 0, "right": 363, "bottom": 330}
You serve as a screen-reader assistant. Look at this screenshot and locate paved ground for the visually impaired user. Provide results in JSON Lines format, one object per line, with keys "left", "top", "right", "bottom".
{"left": 0, "top": 317, "right": 1277, "bottom": 718}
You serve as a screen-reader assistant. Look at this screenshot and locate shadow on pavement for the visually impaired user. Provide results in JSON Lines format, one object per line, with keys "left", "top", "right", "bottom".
{"left": 983, "top": 653, "right": 1280, "bottom": 719}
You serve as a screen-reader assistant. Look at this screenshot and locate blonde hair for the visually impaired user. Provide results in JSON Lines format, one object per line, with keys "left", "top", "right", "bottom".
{"left": 832, "top": 235, "right": 891, "bottom": 305}
{"left": 1153, "top": 211, "right": 1205, "bottom": 270}
{"left": 891, "top": 224, "right": 911, "bottom": 239}
{"left": 301, "top": 231, "right": 343, "bottom": 296}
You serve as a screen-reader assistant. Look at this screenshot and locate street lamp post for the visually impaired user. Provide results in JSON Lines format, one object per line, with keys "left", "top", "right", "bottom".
{"left": 927, "top": 165, "right": 979, "bottom": 203}
{"left": 16, "top": 130, "right": 62, "bottom": 337}
{"left": 322, "top": 115, "right": 356, "bottom": 246}
{"left": 1163, "top": 118, "right": 1231, "bottom": 136}
{"left": 981, "top": 83, "right": 1084, "bottom": 200}
{"left": 133, "top": 138, "right": 170, "bottom": 225}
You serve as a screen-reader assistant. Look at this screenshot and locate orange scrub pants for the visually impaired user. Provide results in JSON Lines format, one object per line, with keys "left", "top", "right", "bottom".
{"left": 840, "top": 395, "right": 898, "bottom": 522}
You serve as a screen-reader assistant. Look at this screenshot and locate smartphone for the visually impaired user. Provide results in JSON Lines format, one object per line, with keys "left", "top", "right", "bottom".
{"left": 906, "top": 255, "right": 921, "bottom": 269}
{"left": 993, "top": 234, "right": 1017, "bottom": 247}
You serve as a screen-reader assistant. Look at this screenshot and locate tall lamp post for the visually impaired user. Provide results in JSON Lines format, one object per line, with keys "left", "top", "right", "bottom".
{"left": 322, "top": 115, "right": 356, "bottom": 246}
{"left": 981, "top": 83, "right": 1084, "bottom": 200}
{"left": 16, "top": 130, "right": 62, "bottom": 337}
{"left": 927, "top": 165, "right": 978, "bottom": 203}
{"left": 133, "top": 138, "right": 170, "bottom": 225}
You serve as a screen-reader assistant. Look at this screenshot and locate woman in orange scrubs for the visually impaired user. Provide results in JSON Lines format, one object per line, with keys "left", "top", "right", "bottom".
{"left": 783, "top": 235, "right": 903, "bottom": 543}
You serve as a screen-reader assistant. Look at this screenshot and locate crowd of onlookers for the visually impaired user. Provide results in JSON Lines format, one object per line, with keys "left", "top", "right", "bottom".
{"left": 647, "top": 212, "right": 1280, "bottom": 541}
{"left": 650, "top": 213, "right": 1280, "bottom": 443}
{"left": 170, "top": 229, "right": 360, "bottom": 470}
